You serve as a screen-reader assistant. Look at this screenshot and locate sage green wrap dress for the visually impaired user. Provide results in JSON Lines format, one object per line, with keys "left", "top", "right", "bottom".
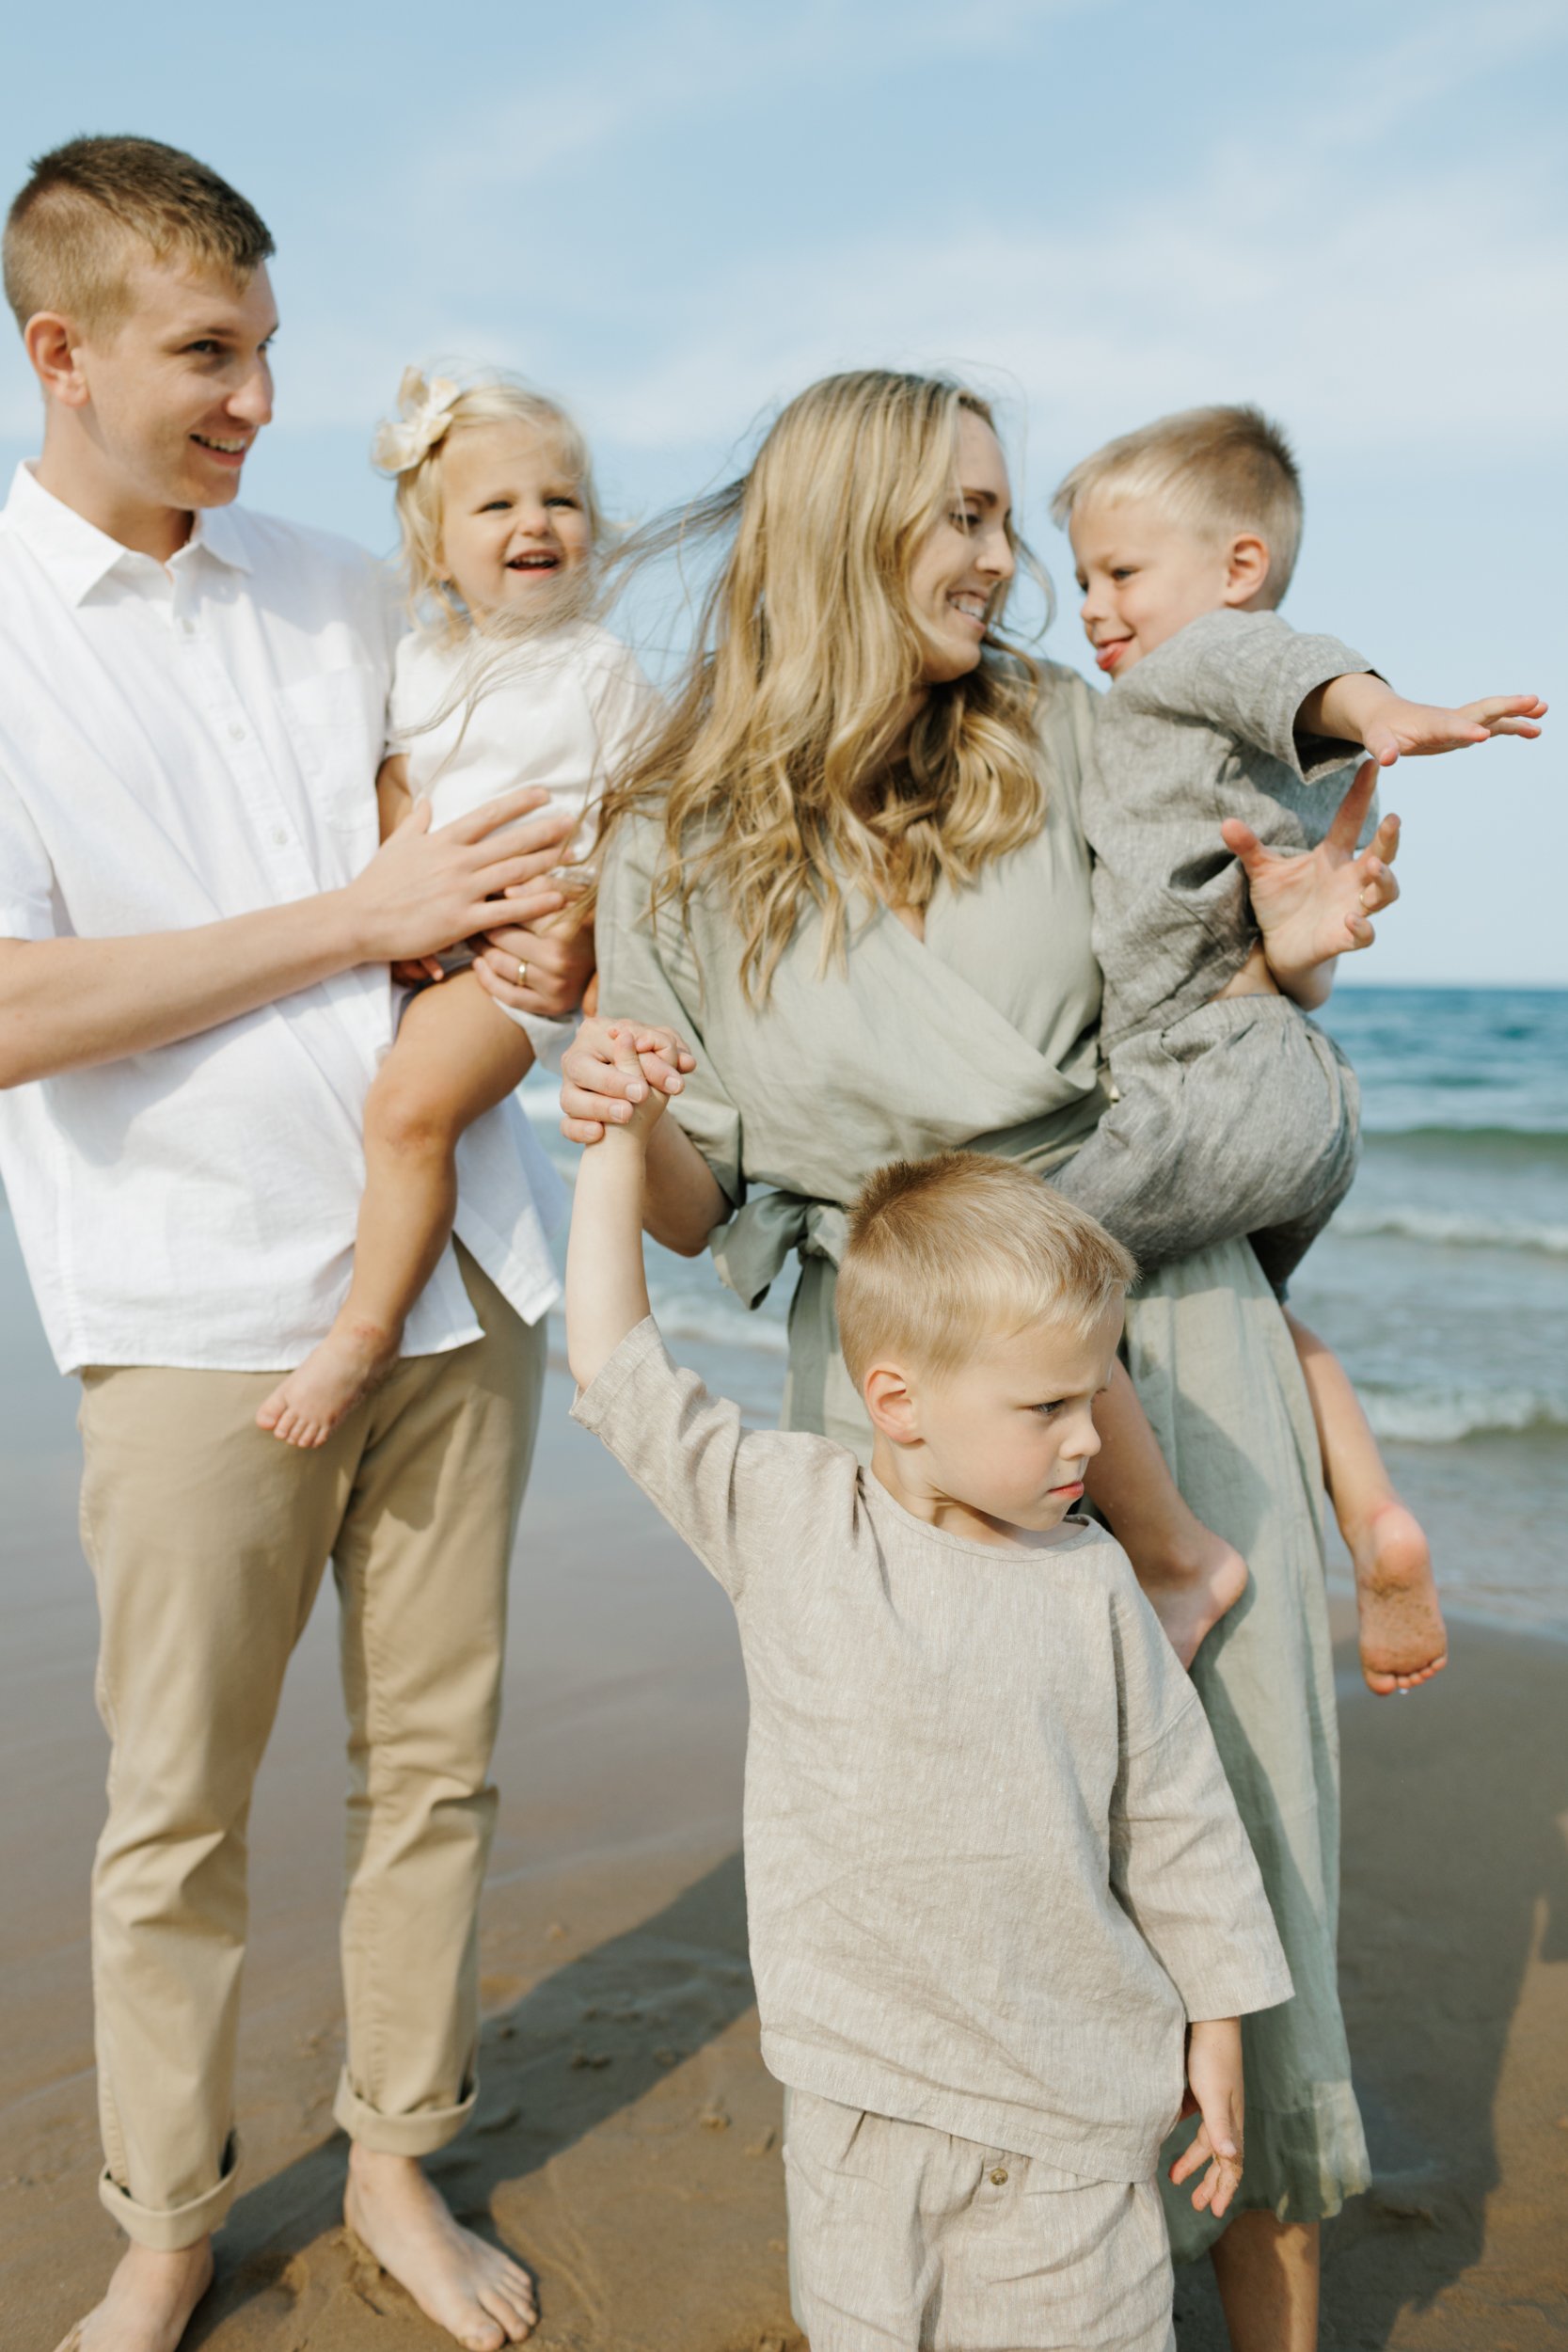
{"left": 595, "top": 661, "right": 1370, "bottom": 2248}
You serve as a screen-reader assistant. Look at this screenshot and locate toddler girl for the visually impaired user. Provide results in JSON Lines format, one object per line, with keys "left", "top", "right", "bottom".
{"left": 259, "top": 369, "right": 656, "bottom": 1446}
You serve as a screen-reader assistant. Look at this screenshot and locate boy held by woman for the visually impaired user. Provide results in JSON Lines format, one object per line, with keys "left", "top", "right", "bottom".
{"left": 567, "top": 1054, "right": 1293, "bottom": 2352}
{"left": 1049, "top": 402, "right": 1545, "bottom": 1698}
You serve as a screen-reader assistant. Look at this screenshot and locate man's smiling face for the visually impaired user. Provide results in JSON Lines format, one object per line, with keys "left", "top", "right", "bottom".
{"left": 72, "top": 252, "right": 277, "bottom": 513}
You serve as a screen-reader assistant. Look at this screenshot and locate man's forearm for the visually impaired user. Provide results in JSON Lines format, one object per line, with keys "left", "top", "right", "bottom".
{"left": 0, "top": 889, "right": 363, "bottom": 1088}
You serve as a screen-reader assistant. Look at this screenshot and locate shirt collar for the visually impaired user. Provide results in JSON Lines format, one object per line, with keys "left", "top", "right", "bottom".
{"left": 2, "top": 460, "right": 252, "bottom": 605}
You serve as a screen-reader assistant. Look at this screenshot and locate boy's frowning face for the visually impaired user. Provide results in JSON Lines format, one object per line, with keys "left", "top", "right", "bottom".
{"left": 66, "top": 254, "right": 277, "bottom": 513}
{"left": 1069, "top": 495, "right": 1265, "bottom": 679}
{"left": 882, "top": 1304, "right": 1123, "bottom": 1542}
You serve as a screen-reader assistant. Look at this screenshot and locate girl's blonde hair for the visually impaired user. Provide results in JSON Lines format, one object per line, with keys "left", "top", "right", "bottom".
{"left": 373, "top": 366, "right": 608, "bottom": 640}
{"left": 594, "top": 369, "right": 1053, "bottom": 1003}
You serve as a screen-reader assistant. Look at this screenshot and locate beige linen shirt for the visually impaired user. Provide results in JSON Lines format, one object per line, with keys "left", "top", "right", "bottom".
{"left": 575, "top": 1318, "right": 1293, "bottom": 2180}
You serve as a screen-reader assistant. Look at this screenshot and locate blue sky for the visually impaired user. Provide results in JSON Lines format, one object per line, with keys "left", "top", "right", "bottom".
{"left": 3, "top": 0, "right": 1564, "bottom": 980}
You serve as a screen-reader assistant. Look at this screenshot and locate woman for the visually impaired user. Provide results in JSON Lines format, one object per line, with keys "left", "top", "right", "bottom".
{"left": 535, "top": 372, "right": 1373, "bottom": 2347}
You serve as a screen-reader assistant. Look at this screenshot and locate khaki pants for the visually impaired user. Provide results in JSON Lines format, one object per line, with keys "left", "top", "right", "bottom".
{"left": 784, "top": 2090, "right": 1176, "bottom": 2352}
{"left": 76, "top": 1248, "right": 545, "bottom": 2249}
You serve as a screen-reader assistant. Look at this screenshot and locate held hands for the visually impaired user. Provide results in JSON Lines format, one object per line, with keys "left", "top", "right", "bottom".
{"left": 1168, "top": 2018, "right": 1245, "bottom": 2219}
{"left": 560, "top": 1014, "right": 696, "bottom": 1146}
{"left": 1222, "top": 762, "right": 1399, "bottom": 1007}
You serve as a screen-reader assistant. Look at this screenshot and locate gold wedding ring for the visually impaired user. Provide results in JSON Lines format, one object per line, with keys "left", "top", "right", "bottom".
{"left": 516, "top": 960, "right": 529, "bottom": 988}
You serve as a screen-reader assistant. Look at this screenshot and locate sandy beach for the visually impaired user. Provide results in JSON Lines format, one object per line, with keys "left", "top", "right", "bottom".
{"left": 3, "top": 1308, "right": 1566, "bottom": 2350}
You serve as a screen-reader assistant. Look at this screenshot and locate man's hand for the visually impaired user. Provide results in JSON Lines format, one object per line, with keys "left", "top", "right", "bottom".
{"left": 1302, "top": 674, "right": 1546, "bottom": 766}
{"left": 1223, "top": 762, "right": 1399, "bottom": 1009}
{"left": 1169, "top": 2017, "right": 1244, "bottom": 2219}
{"left": 344, "top": 788, "right": 577, "bottom": 965}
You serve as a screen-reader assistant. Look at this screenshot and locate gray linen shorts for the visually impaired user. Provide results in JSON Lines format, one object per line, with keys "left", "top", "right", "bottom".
{"left": 1051, "top": 993, "right": 1360, "bottom": 1295}
{"left": 783, "top": 2089, "right": 1176, "bottom": 2352}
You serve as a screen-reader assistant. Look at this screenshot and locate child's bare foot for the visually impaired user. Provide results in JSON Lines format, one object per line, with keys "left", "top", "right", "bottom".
{"left": 345, "top": 2146, "right": 536, "bottom": 2348}
{"left": 54, "top": 2238, "right": 214, "bottom": 2352}
{"left": 1135, "top": 1527, "right": 1249, "bottom": 1669}
{"left": 1350, "top": 1502, "right": 1448, "bottom": 1695}
{"left": 256, "top": 1320, "right": 398, "bottom": 1448}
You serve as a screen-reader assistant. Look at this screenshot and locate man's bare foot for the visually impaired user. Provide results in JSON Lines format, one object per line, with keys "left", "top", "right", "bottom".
{"left": 255, "top": 1319, "right": 397, "bottom": 1448}
{"left": 54, "top": 2238, "right": 214, "bottom": 2352}
{"left": 345, "top": 2145, "right": 536, "bottom": 2349}
{"left": 1132, "top": 1526, "right": 1249, "bottom": 1669}
{"left": 1350, "top": 1501, "right": 1448, "bottom": 1695}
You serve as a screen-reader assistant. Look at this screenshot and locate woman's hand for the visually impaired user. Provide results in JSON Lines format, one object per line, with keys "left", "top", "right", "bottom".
{"left": 1223, "top": 762, "right": 1401, "bottom": 1010}
{"left": 472, "top": 905, "right": 594, "bottom": 1022}
{"left": 560, "top": 1014, "right": 696, "bottom": 1145}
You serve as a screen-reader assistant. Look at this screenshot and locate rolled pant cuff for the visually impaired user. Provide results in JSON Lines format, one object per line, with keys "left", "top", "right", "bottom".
{"left": 98, "top": 2134, "right": 240, "bottom": 2249}
{"left": 333, "top": 2068, "right": 478, "bottom": 2156}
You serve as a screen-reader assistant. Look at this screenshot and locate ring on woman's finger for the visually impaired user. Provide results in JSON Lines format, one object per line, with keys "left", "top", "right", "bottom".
{"left": 516, "top": 960, "right": 529, "bottom": 988}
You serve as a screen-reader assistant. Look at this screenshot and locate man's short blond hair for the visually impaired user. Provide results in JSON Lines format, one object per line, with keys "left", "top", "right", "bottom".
{"left": 1053, "top": 404, "right": 1304, "bottom": 605}
{"left": 4, "top": 135, "right": 274, "bottom": 339}
{"left": 837, "top": 1152, "right": 1136, "bottom": 1390}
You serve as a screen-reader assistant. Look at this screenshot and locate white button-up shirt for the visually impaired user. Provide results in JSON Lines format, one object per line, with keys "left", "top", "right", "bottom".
{"left": 0, "top": 463, "right": 565, "bottom": 1374}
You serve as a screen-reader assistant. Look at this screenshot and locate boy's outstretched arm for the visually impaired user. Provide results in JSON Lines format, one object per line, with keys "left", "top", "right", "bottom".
{"left": 1299, "top": 675, "right": 1545, "bottom": 765}
{"left": 565, "top": 1024, "right": 688, "bottom": 1390}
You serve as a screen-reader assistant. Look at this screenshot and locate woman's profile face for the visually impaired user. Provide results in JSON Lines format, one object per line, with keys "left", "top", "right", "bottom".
{"left": 906, "top": 411, "right": 1017, "bottom": 685}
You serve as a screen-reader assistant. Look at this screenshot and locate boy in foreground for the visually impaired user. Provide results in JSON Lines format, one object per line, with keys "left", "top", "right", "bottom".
{"left": 1050, "top": 403, "right": 1546, "bottom": 1700}
{"left": 566, "top": 1029, "right": 1294, "bottom": 2352}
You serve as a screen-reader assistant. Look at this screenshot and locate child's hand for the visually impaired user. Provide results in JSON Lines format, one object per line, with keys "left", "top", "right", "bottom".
{"left": 1169, "top": 2017, "right": 1244, "bottom": 2219}
{"left": 562, "top": 1014, "right": 695, "bottom": 1146}
{"left": 600, "top": 1025, "right": 673, "bottom": 1145}
{"left": 1222, "top": 762, "right": 1399, "bottom": 1007}
{"left": 1361, "top": 690, "right": 1545, "bottom": 767}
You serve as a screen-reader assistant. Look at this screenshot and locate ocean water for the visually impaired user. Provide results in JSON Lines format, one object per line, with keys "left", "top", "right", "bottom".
{"left": 531, "top": 983, "right": 1568, "bottom": 1634}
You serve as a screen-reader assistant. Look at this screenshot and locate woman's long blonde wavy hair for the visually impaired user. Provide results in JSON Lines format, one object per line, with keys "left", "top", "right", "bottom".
{"left": 594, "top": 369, "right": 1053, "bottom": 1003}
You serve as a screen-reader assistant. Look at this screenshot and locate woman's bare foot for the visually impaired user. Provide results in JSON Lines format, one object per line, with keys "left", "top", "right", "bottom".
{"left": 1349, "top": 1501, "right": 1448, "bottom": 1695}
{"left": 54, "top": 2239, "right": 214, "bottom": 2352}
{"left": 1132, "top": 1525, "right": 1250, "bottom": 1669}
{"left": 256, "top": 1319, "right": 398, "bottom": 1448}
{"left": 344, "top": 2145, "right": 537, "bottom": 2349}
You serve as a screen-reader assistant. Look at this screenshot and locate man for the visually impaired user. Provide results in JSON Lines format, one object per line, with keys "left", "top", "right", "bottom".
{"left": 0, "top": 135, "right": 583, "bottom": 2352}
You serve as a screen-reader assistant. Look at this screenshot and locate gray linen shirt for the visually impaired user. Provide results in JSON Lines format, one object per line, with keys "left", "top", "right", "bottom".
{"left": 1084, "top": 610, "right": 1375, "bottom": 1048}
{"left": 574, "top": 1318, "right": 1294, "bottom": 2180}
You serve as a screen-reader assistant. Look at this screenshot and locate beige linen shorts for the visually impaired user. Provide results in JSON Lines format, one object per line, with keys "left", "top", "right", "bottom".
{"left": 783, "top": 2090, "right": 1175, "bottom": 2352}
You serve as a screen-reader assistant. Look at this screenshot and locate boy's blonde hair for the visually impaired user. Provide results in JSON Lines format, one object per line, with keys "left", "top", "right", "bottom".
{"left": 4, "top": 135, "right": 274, "bottom": 338}
{"left": 837, "top": 1152, "right": 1136, "bottom": 1390}
{"left": 1052, "top": 403, "right": 1303, "bottom": 605}
{"left": 593, "top": 369, "right": 1052, "bottom": 1005}
{"left": 373, "top": 366, "right": 607, "bottom": 639}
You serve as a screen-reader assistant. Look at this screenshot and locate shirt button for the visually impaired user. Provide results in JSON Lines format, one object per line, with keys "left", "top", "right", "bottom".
{"left": 229, "top": 722, "right": 245, "bottom": 742}
{"left": 179, "top": 616, "right": 197, "bottom": 636}
{"left": 989, "top": 2168, "right": 1008, "bottom": 2186}
{"left": 272, "top": 827, "right": 288, "bottom": 847}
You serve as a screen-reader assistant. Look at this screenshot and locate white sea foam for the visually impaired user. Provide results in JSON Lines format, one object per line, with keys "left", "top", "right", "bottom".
{"left": 644, "top": 1284, "right": 790, "bottom": 1355}
{"left": 1360, "top": 1383, "right": 1567, "bottom": 1444}
{"left": 1335, "top": 1205, "right": 1568, "bottom": 1257}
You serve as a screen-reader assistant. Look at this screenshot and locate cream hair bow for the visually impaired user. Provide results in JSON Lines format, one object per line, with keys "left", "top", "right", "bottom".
{"left": 373, "top": 369, "right": 462, "bottom": 474}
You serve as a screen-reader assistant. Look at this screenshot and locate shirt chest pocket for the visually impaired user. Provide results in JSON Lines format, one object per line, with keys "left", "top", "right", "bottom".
{"left": 277, "top": 665, "right": 386, "bottom": 837}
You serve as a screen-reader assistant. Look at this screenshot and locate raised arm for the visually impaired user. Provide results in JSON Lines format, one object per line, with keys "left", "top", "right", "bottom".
{"left": 0, "top": 787, "right": 573, "bottom": 1090}
{"left": 1298, "top": 676, "right": 1545, "bottom": 765}
{"left": 564, "top": 1027, "right": 672, "bottom": 1388}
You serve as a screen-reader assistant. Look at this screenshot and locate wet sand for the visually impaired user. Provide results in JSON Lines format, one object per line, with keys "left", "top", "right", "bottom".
{"left": 2, "top": 1314, "right": 1566, "bottom": 2348}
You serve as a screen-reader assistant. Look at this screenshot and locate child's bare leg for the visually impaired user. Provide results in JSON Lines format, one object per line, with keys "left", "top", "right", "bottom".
{"left": 258, "top": 977, "right": 533, "bottom": 1447}
{"left": 1211, "top": 2212, "right": 1320, "bottom": 2352}
{"left": 1285, "top": 1310, "right": 1447, "bottom": 1696}
{"left": 1085, "top": 1360, "right": 1248, "bottom": 1667}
